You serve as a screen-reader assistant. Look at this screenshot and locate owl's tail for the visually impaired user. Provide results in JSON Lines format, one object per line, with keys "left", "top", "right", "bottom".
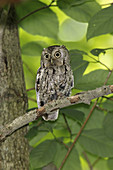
{"left": 42, "top": 109, "right": 59, "bottom": 121}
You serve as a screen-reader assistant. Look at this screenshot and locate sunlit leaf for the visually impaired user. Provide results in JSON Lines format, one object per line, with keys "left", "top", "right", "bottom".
{"left": 58, "top": 18, "right": 88, "bottom": 41}
{"left": 87, "top": 5, "right": 113, "bottom": 40}
{"left": 57, "top": 0, "right": 101, "bottom": 22}
{"left": 25, "top": 125, "right": 49, "bottom": 146}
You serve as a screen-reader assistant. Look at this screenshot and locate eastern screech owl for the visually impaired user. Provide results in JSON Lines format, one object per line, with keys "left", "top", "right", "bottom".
{"left": 35, "top": 45, "right": 74, "bottom": 121}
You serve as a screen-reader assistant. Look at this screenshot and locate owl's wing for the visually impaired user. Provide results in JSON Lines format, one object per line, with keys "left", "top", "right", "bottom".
{"left": 35, "top": 67, "right": 42, "bottom": 108}
{"left": 71, "top": 71, "right": 74, "bottom": 89}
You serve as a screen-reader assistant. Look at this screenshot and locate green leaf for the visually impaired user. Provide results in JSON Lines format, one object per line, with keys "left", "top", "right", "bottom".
{"left": 57, "top": 0, "right": 101, "bottom": 22}
{"left": 54, "top": 143, "right": 82, "bottom": 170}
{"left": 75, "top": 103, "right": 105, "bottom": 130}
{"left": 21, "top": 41, "right": 46, "bottom": 56}
{"left": 25, "top": 126, "right": 48, "bottom": 146}
{"left": 90, "top": 48, "right": 106, "bottom": 56}
{"left": 70, "top": 49, "right": 87, "bottom": 69}
{"left": 87, "top": 5, "right": 113, "bottom": 40}
{"left": 103, "top": 113, "right": 113, "bottom": 140}
{"left": 76, "top": 69, "right": 113, "bottom": 90}
{"left": 58, "top": 18, "right": 88, "bottom": 41}
{"left": 30, "top": 140, "right": 57, "bottom": 169}
{"left": 107, "top": 158, "right": 113, "bottom": 170}
{"left": 61, "top": 108, "right": 84, "bottom": 123}
{"left": 69, "top": 50, "right": 88, "bottom": 86}
{"left": 102, "top": 98, "right": 113, "bottom": 111}
{"left": 79, "top": 129, "right": 113, "bottom": 157}
{"left": 16, "top": 0, "right": 59, "bottom": 38}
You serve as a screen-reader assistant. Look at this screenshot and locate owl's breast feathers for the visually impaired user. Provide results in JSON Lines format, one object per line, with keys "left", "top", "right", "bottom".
{"left": 35, "top": 65, "right": 74, "bottom": 120}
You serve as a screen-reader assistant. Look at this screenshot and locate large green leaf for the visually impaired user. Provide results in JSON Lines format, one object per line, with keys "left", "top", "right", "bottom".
{"left": 74, "top": 103, "right": 105, "bottom": 130}
{"left": 90, "top": 48, "right": 106, "bottom": 57}
{"left": 76, "top": 69, "right": 113, "bottom": 90}
{"left": 102, "top": 98, "right": 113, "bottom": 112}
{"left": 21, "top": 41, "right": 47, "bottom": 56}
{"left": 58, "top": 18, "right": 88, "bottom": 41}
{"left": 57, "top": 0, "right": 101, "bottom": 22}
{"left": 61, "top": 108, "right": 84, "bottom": 123}
{"left": 16, "top": 0, "right": 59, "bottom": 38}
{"left": 69, "top": 50, "right": 88, "bottom": 86}
{"left": 107, "top": 158, "right": 113, "bottom": 170}
{"left": 30, "top": 140, "right": 57, "bottom": 169}
{"left": 87, "top": 5, "right": 113, "bottom": 40}
{"left": 54, "top": 143, "right": 82, "bottom": 170}
{"left": 79, "top": 129, "right": 113, "bottom": 157}
{"left": 103, "top": 113, "right": 113, "bottom": 140}
{"left": 25, "top": 125, "right": 49, "bottom": 146}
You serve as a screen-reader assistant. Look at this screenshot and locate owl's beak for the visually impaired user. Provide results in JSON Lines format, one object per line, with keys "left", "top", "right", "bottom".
{"left": 50, "top": 58, "right": 53, "bottom": 64}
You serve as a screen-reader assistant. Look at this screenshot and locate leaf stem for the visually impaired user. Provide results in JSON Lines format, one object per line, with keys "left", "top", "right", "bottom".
{"left": 62, "top": 113, "right": 72, "bottom": 138}
{"left": 83, "top": 151, "right": 93, "bottom": 170}
{"left": 28, "top": 97, "right": 37, "bottom": 103}
{"left": 104, "top": 69, "right": 113, "bottom": 85}
{"left": 87, "top": 53, "right": 111, "bottom": 71}
{"left": 51, "top": 131, "right": 69, "bottom": 149}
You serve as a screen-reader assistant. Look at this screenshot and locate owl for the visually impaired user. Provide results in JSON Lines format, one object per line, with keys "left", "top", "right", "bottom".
{"left": 35, "top": 45, "right": 74, "bottom": 121}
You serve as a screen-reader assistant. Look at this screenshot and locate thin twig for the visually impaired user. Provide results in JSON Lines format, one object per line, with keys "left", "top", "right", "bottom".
{"left": 28, "top": 97, "right": 37, "bottom": 103}
{"left": 87, "top": 53, "right": 111, "bottom": 71}
{"left": 27, "top": 87, "right": 35, "bottom": 91}
{"left": 17, "top": 0, "right": 56, "bottom": 23}
{"left": 51, "top": 131, "right": 69, "bottom": 149}
{"left": 96, "top": 105, "right": 108, "bottom": 112}
{"left": 58, "top": 100, "right": 98, "bottom": 170}
{"left": 62, "top": 113, "right": 72, "bottom": 138}
{"left": 83, "top": 151, "right": 93, "bottom": 170}
{"left": 104, "top": 69, "right": 113, "bottom": 85}
{"left": 92, "top": 157, "right": 101, "bottom": 167}
{"left": 23, "top": 61, "right": 36, "bottom": 76}
{"left": 98, "top": 70, "right": 113, "bottom": 105}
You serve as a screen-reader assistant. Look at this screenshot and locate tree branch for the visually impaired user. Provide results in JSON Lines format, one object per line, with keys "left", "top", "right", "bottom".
{"left": 0, "top": 85, "right": 113, "bottom": 141}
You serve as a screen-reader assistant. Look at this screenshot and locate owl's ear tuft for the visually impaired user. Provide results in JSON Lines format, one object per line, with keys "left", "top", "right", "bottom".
{"left": 60, "top": 45, "right": 65, "bottom": 48}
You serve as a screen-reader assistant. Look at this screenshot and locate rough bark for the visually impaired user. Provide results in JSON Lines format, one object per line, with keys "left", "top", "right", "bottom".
{"left": 0, "top": 6, "right": 29, "bottom": 170}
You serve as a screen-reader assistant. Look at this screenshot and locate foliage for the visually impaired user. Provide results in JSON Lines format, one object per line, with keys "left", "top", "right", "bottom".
{"left": 14, "top": 0, "right": 113, "bottom": 169}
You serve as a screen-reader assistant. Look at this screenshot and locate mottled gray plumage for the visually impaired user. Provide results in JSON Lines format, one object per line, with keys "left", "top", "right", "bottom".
{"left": 35, "top": 45, "right": 74, "bottom": 121}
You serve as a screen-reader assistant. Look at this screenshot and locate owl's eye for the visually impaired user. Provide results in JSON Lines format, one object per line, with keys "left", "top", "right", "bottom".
{"left": 44, "top": 53, "right": 50, "bottom": 59}
{"left": 54, "top": 51, "right": 61, "bottom": 58}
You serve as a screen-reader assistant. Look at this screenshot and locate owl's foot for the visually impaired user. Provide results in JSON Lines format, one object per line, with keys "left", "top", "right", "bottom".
{"left": 42, "top": 109, "right": 59, "bottom": 121}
